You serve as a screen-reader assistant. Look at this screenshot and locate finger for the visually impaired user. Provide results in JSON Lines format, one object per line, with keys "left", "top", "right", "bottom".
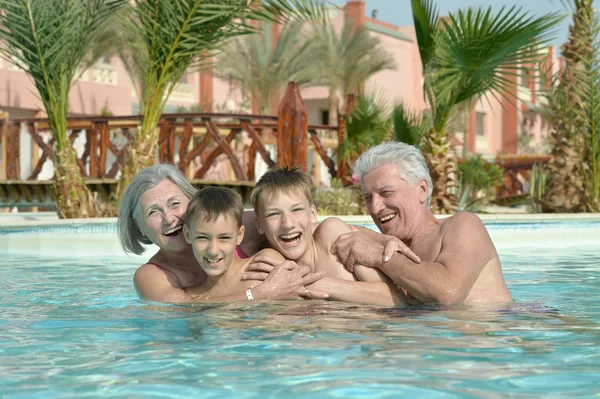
{"left": 245, "top": 262, "right": 275, "bottom": 273}
{"left": 283, "top": 262, "right": 299, "bottom": 271}
{"left": 346, "top": 255, "right": 357, "bottom": 272}
{"left": 382, "top": 240, "right": 397, "bottom": 263}
{"left": 300, "top": 271, "right": 325, "bottom": 286}
{"left": 242, "top": 272, "right": 269, "bottom": 281}
{"left": 330, "top": 232, "right": 352, "bottom": 255}
{"left": 399, "top": 248, "right": 421, "bottom": 264}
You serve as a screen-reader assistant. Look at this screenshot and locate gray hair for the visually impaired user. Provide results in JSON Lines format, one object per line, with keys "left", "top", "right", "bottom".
{"left": 353, "top": 141, "right": 433, "bottom": 207}
{"left": 117, "top": 164, "right": 197, "bottom": 255}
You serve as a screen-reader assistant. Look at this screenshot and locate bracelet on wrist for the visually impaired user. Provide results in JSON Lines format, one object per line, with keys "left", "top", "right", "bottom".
{"left": 246, "top": 288, "right": 254, "bottom": 301}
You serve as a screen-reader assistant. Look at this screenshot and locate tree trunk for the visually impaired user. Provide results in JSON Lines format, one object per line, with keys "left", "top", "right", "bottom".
{"left": 328, "top": 91, "right": 339, "bottom": 127}
{"left": 54, "top": 146, "right": 111, "bottom": 218}
{"left": 117, "top": 129, "right": 159, "bottom": 200}
{"left": 422, "top": 129, "right": 459, "bottom": 214}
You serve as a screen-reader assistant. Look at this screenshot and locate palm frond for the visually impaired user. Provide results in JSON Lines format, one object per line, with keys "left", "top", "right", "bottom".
{"left": 434, "top": 6, "right": 564, "bottom": 107}
{"left": 392, "top": 103, "right": 431, "bottom": 148}
{"left": 411, "top": 0, "right": 439, "bottom": 69}
{"left": 0, "top": 0, "right": 126, "bottom": 148}
{"left": 215, "top": 19, "right": 312, "bottom": 113}
{"left": 338, "top": 95, "right": 392, "bottom": 164}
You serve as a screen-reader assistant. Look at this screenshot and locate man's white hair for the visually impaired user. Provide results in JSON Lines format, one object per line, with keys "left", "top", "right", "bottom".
{"left": 354, "top": 141, "right": 433, "bottom": 207}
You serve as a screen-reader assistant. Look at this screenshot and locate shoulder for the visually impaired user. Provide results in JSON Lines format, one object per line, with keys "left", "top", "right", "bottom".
{"left": 443, "top": 211, "right": 485, "bottom": 232}
{"left": 314, "top": 217, "right": 353, "bottom": 237}
{"left": 133, "top": 262, "right": 177, "bottom": 286}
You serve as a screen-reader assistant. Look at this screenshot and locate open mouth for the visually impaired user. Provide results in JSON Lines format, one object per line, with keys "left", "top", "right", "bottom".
{"left": 378, "top": 213, "right": 397, "bottom": 225}
{"left": 203, "top": 256, "right": 223, "bottom": 267}
{"left": 279, "top": 232, "right": 302, "bottom": 246}
{"left": 163, "top": 225, "right": 183, "bottom": 237}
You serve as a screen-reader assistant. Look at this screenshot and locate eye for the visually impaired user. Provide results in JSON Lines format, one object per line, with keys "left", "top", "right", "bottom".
{"left": 267, "top": 212, "right": 279, "bottom": 217}
{"left": 195, "top": 236, "right": 208, "bottom": 241}
{"left": 292, "top": 207, "right": 303, "bottom": 212}
{"left": 381, "top": 191, "right": 391, "bottom": 198}
{"left": 147, "top": 209, "right": 158, "bottom": 216}
{"left": 219, "top": 236, "right": 232, "bottom": 241}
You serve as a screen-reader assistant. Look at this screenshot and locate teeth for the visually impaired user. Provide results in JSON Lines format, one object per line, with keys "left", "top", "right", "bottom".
{"left": 379, "top": 213, "right": 396, "bottom": 222}
{"left": 204, "top": 257, "right": 222, "bottom": 263}
{"left": 164, "top": 225, "right": 182, "bottom": 235}
{"left": 281, "top": 233, "right": 300, "bottom": 240}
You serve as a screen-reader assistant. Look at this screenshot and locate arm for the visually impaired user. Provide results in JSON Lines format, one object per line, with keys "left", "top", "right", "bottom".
{"left": 308, "top": 276, "right": 406, "bottom": 307}
{"left": 377, "top": 213, "right": 496, "bottom": 304}
{"left": 353, "top": 225, "right": 421, "bottom": 263}
{"left": 133, "top": 264, "right": 194, "bottom": 303}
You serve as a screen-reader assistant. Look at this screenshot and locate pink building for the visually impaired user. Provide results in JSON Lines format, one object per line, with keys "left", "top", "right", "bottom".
{"left": 0, "top": 0, "right": 561, "bottom": 162}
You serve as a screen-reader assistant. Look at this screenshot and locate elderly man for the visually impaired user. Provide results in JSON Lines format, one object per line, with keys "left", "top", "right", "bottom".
{"left": 331, "top": 142, "right": 513, "bottom": 305}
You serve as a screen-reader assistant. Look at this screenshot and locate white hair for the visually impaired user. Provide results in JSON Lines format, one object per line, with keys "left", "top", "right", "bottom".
{"left": 117, "top": 164, "right": 196, "bottom": 255}
{"left": 354, "top": 141, "right": 433, "bottom": 206}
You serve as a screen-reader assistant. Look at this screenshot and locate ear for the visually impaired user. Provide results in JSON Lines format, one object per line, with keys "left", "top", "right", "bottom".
{"left": 418, "top": 179, "right": 428, "bottom": 204}
{"left": 237, "top": 225, "right": 245, "bottom": 245}
{"left": 254, "top": 214, "right": 264, "bottom": 235}
{"left": 183, "top": 224, "right": 191, "bottom": 244}
{"left": 310, "top": 204, "right": 318, "bottom": 223}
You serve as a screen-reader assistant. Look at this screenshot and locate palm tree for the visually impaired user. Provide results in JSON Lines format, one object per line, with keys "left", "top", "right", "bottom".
{"left": 406, "top": 0, "right": 563, "bottom": 213}
{"left": 116, "top": 0, "right": 330, "bottom": 199}
{"left": 338, "top": 94, "right": 392, "bottom": 176}
{"left": 543, "top": 0, "right": 595, "bottom": 212}
{"left": 0, "top": 0, "right": 125, "bottom": 218}
{"left": 215, "top": 20, "right": 313, "bottom": 115}
{"left": 304, "top": 21, "right": 396, "bottom": 126}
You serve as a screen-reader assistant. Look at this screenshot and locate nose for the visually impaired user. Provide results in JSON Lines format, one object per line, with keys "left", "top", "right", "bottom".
{"left": 369, "top": 195, "right": 385, "bottom": 215}
{"left": 281, "top": 211, "right": 294, "bottom": 229}
{"left": 208, "top": 239, "right": 219, "bottom": 255}
{"left": 162, "top": 208, "right": 176, "bottom": 225}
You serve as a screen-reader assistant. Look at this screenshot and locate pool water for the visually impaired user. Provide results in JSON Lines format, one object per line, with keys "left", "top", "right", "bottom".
{"left": 1, "top": 224, "right": 600, "bottom": 398}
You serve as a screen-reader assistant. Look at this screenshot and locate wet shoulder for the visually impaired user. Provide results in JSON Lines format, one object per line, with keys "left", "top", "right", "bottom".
{"left": 314, "top": 217, "right": 353, "bottom": 240}
{"left": 442, "top": 211, "right": 485, "bottom": 232}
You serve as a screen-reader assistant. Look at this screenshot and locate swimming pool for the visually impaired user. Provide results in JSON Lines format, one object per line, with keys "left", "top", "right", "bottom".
{"left": 1, "top": 217, "right": 599, "bottom": 398}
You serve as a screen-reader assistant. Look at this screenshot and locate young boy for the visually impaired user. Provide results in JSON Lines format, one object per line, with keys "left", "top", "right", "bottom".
{"left": 183, "top": 186, "right": 323, "bottom": 302}
{"left": 249, "top": 167, "right": 406, "bottom": 307}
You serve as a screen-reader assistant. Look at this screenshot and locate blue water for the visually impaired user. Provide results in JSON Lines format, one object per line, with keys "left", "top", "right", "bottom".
{"left": 1, "top": 241, "right": 599, "bottom": 397}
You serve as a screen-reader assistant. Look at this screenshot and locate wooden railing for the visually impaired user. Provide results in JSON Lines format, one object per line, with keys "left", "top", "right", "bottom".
{"left": 495, "top": 154, "right": 552, "bottom": 202}
{"left": 0, "top": 82, "right": 343, "bottom": 186}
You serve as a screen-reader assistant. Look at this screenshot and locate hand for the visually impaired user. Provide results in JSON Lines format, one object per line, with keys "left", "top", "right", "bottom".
{"left": 382, "top": 235, "right": 421, "bottom": 264}
{"left": 331, "top": 231, "right": 385, "bottom": 272}
{"left": 245, "top": 256, "right": 329, "bottom": 300}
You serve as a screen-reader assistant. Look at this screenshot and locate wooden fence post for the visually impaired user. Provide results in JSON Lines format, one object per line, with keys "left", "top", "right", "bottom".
{"left": 336, "top": 93, "right": 357, "bottom": 182}
{"left": 277, "top": 81, "right": 308, "bottom": 169}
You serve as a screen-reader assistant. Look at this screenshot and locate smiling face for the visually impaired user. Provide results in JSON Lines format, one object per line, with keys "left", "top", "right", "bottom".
{"left": 135, "top": 179, "right": 190, "bottom": 254}
{"left": 184, "top": 213, "right": 244, "bottom": 277}
{"left": 361, "top": 163, "right": 428, "bottom": 241}
{"left": 255, "top": 189, "right": 317, "bottom": 262}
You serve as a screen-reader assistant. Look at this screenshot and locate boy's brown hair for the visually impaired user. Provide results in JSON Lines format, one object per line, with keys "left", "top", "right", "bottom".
{"left": 251, "top": 166, "right": 313, "bottom": 214}
{"left": 186, "top": 187, "right": 244, "bottom": 228}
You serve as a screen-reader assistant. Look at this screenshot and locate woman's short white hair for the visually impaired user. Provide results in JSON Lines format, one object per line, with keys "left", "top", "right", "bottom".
{"left": 117, "top": 164, "right": 197, "bottom": 255}
{"left": 353, "top": 141, "right": 433, "bottom": 207}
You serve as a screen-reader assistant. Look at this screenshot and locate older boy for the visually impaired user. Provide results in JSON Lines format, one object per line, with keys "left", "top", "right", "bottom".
{"left": 246, "top": 167, "right": 406, "bottom": 307}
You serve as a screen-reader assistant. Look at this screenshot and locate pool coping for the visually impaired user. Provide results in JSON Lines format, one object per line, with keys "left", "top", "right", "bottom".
{"left": 1, "top": 212, "right": 600, "bottom": 230}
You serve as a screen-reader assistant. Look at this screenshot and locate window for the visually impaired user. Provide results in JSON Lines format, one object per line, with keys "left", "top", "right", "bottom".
{"left": 100, "top": 54, "right": 111, "bottom": 64}
{"left": 320, "top": 109, "right": 329, "bottom": 125}
{"left": 476, "top": 112, "right": 485, "bottom": 136}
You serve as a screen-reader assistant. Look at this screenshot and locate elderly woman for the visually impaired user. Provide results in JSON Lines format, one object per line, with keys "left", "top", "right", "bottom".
{"left": 118, "top": 164, "right": 326, "bottom": 303}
